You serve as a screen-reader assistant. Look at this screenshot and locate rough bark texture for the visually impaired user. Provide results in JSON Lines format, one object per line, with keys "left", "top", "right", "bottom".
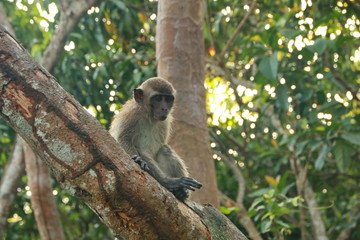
{"left": 29, "top": 1, "right": 100, "bottom": 238}
{"left": 23, "top": 144, "right": 66, "bottom": 240}
{"left": 303, "top": 180, "right": 328, "bottom": 240}
{"left": 0, "top": 137, "right": 25, "bottom": 239}
{"left": 0, "top": 27, "right": 247, "bottom": 240}
{"left": 156, "top": 0, "right": 219, "bottom": 207}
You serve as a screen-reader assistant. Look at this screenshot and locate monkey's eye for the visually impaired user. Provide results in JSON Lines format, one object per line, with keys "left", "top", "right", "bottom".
{"left": 152, "top": 95, "right": 162, "bottom": 102}
{"left": 165, "top": 95, "right": 174, "bottom": 103}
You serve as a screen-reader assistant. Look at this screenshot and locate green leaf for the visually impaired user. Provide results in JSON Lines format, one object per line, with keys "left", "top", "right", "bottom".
{"left": 111, "top": 0, "right": 127, "bottom": 10}
{"left": 276, "top": 85, "right": 289, "bottom": 111}
{"left": 316, "top": 91, "right": 327, "bottom": 104}
{"left": 307, "top": 38, "right": 327, "bottom": 55}
{"left": 259, "top": 53, "right": 278, "bottom": 81}
{"left": 315, "top": 144, "right": 330, "bottom": 170}
{"left": 296, "top": 140, "right": 308, "bottom": 156}
{"left": 220, "top": 206, "right": 231, "bottom": 214}
{"left": 341, "top": 133, "right": 360, "bottom": 146}
{"left": 249, "top": 197, "right": 264, "bottom": 210}
{"left": 278, "top": 28, "right": 303, "bottom": 38}
{"left": 248, "top": 188, "right": 271, "bottom": 198}
{"left": 333, "top": 140, "right": 353, "bottom": 172}
{"left": 276, "top": 172, "right": 290, "bottom": 192}
{"left": 261, "top": 219, "right": 272, "bottom": 233}
{"left": 275, "top": 219, "right": 291, "bottom": 228}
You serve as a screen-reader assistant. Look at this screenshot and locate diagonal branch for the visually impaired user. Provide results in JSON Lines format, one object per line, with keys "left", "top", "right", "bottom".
{"left": 330, "top": 67, "right": 360, "bottom": 102}
{"left": 41, "top": 0, "right": 102, "bottom": 72}
{"left": 219, "top": 1, "right": 257, "bottom": 59}
{"left": 219, "top": 192, "right": 263, "bottom": 240}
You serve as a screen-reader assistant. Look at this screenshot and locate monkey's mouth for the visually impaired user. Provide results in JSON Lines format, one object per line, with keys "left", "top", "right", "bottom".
{"left": 158, "top": 116, "right": 167, "bottom": 121}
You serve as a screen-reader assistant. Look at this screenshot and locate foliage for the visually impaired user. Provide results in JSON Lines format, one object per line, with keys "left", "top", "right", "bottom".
{"left": 206, "top": 0, "right": 360, "bottom": 239}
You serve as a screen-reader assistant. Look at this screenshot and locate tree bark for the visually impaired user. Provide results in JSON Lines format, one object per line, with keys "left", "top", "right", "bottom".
{"left": 303, "top": 180, "right": 328, "bottom": 240}
{"left": 290, "top": 158, "right": 328, "bottom": 240}
{"left": 24, "top": 144, "right": 66, "bottom": 240}
{"left": 156, "top": 0, "right": 219, "bottom": 207}
{"left": 0, "top": 137, "right": 25, "bottom": 239}
{"left": 0, "top": 27, "right": 247, "bottom": 239}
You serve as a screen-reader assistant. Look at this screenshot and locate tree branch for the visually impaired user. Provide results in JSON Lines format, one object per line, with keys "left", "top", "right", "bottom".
{"left": 0, "top": 137, "right": 25, "bottom": 239}
{"left": 214, "top": 151, "right": 246, "bottom": 204}
{"left": 264, "top": 108, "right": 328, "bottom": 240}
{"left": 219, "top": 192, "right": 263, "bottom": 240}
{"left": 24, "top": 144, "right": 66, "bottom": 240}
{"left": 330, "top": 67, "right": 360, "bottom": 102}
{"left": 219, "top": 1, "right": 257, "bottom": 59}
{"left": 41, "top": 0, "right": 102, "bottom": 72}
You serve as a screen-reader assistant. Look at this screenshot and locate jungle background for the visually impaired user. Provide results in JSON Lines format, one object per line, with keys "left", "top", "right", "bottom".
{"left": 0, "top": 0, "right": 359, "bottom": 239}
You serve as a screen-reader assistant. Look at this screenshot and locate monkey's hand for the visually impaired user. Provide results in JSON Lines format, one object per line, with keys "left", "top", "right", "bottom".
{"left": 171, "top": 188, "right": 189, "bottom": 201}
{"left": 166, "top": 177, "right": 203, "bottom": 191}
{"left": 131, "top": 155, "right": 150, "bottom": 171}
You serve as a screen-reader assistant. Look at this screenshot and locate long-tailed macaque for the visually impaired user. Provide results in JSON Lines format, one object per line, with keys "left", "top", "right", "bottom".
{"left": 109, "top": 77, "right": 202, "bottom": 201}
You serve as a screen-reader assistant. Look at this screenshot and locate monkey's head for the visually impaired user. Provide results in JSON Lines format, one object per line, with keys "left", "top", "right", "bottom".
{"left": 133, "top": 77, "right": 175, "bottom": 121}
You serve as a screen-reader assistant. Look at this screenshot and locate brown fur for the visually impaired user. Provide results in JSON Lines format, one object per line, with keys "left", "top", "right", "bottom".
{"left": 109, "top": 77, "right": 202, "bottom": 200}
{"left": 109, "top": 77, "right": 187, "bottom": 177}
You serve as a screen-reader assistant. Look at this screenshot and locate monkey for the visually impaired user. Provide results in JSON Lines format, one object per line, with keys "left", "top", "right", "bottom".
{"left": 109, "top": 77, "right": 202, "bottom": 201}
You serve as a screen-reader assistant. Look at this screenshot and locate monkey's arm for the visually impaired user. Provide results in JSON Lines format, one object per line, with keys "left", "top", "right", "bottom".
{"left": 112, "top": 131, "right": 151, "bottom": 171}
{"left": 136, "top": 149, "right": 202, "bottom": 192}
{"left": 156, "top": 145, "right": 202, "bottom": 200}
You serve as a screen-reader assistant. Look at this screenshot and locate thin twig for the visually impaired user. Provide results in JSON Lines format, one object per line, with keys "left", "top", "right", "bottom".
{"left": 215, "top": 151, "right": 246, "bottom": 203}
{"left": 205, "top": 0, "right": 216, "bottom": 52}
{"left": 219, "top": 1, "right": 257, "bottom": 59}
{"left": 331, "top": 68, "right": 360, "bottom": 102}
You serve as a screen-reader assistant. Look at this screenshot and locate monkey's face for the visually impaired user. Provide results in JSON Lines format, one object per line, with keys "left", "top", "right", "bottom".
{"left": 150, "top": 94, "right": 174, "bottom": 121}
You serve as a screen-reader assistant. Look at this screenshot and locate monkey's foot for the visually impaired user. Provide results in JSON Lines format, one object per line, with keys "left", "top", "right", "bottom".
{"left": 172, "top": 188, "right": 189, "bottom": 201}
{"left": 131, "top": 155, "right": 150, "bottom": 171}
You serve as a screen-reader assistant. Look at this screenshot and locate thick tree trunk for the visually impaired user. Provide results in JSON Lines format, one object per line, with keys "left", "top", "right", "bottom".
{"left": 0, "top": 27, "right": 247, "bottom": 239}
{"left": 156, "top": 0, "right": 219, "bottom": 207}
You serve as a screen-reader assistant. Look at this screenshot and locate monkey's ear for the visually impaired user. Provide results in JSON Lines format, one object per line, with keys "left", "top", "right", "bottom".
{"left": 133, "top": 88, "right": 144, "bottom": 103}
